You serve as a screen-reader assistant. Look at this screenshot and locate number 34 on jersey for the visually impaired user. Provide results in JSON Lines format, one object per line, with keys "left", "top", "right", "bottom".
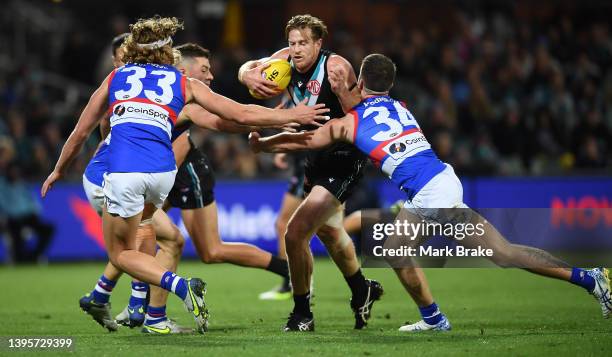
{"left": 352, "top": 96, "right": 432, "bottom": 170}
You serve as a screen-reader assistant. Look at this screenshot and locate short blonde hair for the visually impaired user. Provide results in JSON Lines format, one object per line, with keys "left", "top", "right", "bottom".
{"left": 122, "top": 16, "right": 184, "bottom": 65}
{"left": 285, "top": 14, "right": 328, "bottom": 41}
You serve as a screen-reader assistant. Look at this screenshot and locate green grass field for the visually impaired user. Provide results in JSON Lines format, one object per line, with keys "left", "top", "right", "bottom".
{"left": 0, "top": 259, "right": 610, "bottom": 356}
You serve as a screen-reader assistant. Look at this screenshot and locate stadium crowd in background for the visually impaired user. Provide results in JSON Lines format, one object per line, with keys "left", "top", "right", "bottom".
{"left": 0, "top": 0, "right": 610, "bottom": 182}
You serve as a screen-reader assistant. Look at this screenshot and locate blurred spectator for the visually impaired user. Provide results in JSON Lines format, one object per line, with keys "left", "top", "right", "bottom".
{"left": 7, "top": 110, "right": 33, "bottom": 166}
{"left": 0, "top": 161, "right": 55, "bottom": 263}
{"left": 572, "top": 109, "right": 611, "bottom": 169}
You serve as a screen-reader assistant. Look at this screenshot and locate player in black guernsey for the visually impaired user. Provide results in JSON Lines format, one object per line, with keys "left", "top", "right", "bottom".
{"left": 239, "top": 14, "right": 383, "bottom": 331}
{"left": 168, "top": 43, "right": 291, "bottom": 294}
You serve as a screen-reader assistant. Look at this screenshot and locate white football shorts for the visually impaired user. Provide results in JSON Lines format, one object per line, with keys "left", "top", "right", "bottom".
{"left": 403, "top": 164, "right": 469, "bottom": 223}
{"left": 82, "top": 175, "right": 105, "bottom": 216}
{"left": 103, "top": 170, "right": 177, "bottom": 218}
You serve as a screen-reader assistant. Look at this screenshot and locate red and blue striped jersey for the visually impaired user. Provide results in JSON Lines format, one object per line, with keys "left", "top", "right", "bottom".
{"left": 106, "top": 63, "right": 186, "bottom": 173}
{"left": 351, "top": 95, "right": 446, "bottom": 200}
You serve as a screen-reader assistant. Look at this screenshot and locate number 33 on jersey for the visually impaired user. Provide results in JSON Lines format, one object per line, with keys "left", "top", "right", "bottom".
{"left": 106, "top": 63, "right": 186, "bottom": 173}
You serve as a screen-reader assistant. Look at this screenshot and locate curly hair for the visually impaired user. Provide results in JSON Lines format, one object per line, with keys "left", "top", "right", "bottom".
{"left": 122, "top": 16, "right": 184, "bottom": 65}
{"left": 172, "top": 49, "right": 182, "bottom": 66}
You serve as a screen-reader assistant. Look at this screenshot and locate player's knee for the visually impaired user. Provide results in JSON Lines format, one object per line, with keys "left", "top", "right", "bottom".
{"left": 285, "top": 219, "right": 310, "bottom": 246}
{"left": 489, "top": 249, "right": 515, "bottom": 268}
{"left": 275, "top": 218, "right": 288, "bottom": 237}
{"left": 105, "top": 246, "right": 122, "bottom": 268}
{"left": 316, "top": 225, "right": 335, "bottom": 239}
{"left": 108, "top": 255, "right": 121, "bottom": 270}
{"left": 319, "top": 225, "right": 354, "bottom": 254}
{"left": 157, "top": 229, "right": 184, "bottom": 258}
{"left": 316, "top": 227, "right": 341, "bottom": 252}
{"left": 174, "top": 229, "right": 185, "bottom": 251}
{"left": 168, "top": 230, "right": 185, "bottom": 257}
{"left": 113, "top": 251, "right": 130, "bottom": 272}
{"left": 200, "top": 245, "right": 223, "bottom": 264}
{"left": 316, "top": 225, "right": 339, "bottom": 241}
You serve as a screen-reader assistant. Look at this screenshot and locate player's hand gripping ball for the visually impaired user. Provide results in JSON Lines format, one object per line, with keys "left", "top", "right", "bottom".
{"left": 249, "top": 59, "right": 292, "bottom": 99}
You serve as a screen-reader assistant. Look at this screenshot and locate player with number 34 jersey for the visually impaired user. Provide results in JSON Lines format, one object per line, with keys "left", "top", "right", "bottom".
{"left": 349, "top": 96, "right": 446, "bottom": 200}
{"left": 251, "top": 53, "right": 612, "bottom": 333}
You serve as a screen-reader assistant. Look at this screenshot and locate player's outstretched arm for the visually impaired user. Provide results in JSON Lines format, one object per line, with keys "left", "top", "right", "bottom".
{"left": 180, "top": 103, "right": 256, "bottom": 133}
{"left": 41, "top": 76, "right": 110, "bottom": 197}
{"left": 249, "top": 114, "right": 354, "bottom": 153}
{"left": 185, "top": 77, "right": 329, "bottom": 127}
{"left": 181, "top": 102, "right": 298, "bottom": 133}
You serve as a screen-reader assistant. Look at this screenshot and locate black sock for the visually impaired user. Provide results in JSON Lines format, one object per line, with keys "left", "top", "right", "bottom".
{"left": 266, "top": 256, "right": 289, "bottom": 279}
{"left": 292, "top": 292, "right": 312, "bottom": 317}
{"left": 281, "top": 276, "right": 291, "bottom": 291}
{"left": 345, "top": 269, "right": 367, "bottom": 297}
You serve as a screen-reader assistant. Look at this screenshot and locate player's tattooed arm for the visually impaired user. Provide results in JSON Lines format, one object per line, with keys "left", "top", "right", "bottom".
{"left": 328, "top": 55, "right": 361, "bottom": 112}
{"left": 42, "top": 75, "right": 110, "bottom": 197}
{"left": 249, "top": 113, "right": 354, "bottom": 153}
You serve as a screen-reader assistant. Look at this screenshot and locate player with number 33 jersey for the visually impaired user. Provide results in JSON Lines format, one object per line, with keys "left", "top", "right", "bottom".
{"left": 107, "top": 63, "right": 185, "bottom": 174}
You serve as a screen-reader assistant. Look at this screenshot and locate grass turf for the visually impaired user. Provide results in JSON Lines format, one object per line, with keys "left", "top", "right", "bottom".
{"left": 0, "top": 259, "right": 610, "bottom": 356}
